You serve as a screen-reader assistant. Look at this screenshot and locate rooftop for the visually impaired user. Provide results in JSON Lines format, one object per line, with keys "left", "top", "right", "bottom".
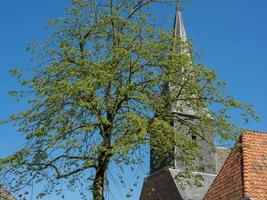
{"left": 204, "top": 131, "right": 267, "bottom": 200}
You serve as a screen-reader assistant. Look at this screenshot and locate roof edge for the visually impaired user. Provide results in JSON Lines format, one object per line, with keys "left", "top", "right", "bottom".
{"left": 203, "top": 145, "right": 242, "bottom": 199}
{"left": 240, "top": 134, "right": 245, "bottom": 199}
{"left": 240, "top": 197, "right": 252, "bottom": 200}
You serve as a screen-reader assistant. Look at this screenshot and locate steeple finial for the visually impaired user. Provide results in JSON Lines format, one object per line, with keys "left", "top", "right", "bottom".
{"left": 177, "top": 0, "right": 182, "bottom": 11}
{"left": 174, "top": 0, "right": 187, "bottom": 41}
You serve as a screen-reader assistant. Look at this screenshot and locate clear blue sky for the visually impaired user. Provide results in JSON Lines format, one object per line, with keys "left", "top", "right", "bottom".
{"left": 1, "top": 0, "right": 267, "bottom": 199}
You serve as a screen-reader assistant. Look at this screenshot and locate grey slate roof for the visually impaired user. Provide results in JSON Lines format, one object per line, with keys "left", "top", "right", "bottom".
{"left": 169, "top": 169, "right": 216, "bottom": 200}
{"left": 140, "top": 147, "right": 230, "bottom": 200}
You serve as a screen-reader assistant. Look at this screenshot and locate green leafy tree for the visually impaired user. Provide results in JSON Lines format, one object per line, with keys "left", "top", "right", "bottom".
{"left": 0, "top": 0, "right": 257, "bottom": 199}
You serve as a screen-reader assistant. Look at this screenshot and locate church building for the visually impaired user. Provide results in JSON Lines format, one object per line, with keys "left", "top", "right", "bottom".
{"left": 140, "top": 1, "right": 267, "bottom": 200}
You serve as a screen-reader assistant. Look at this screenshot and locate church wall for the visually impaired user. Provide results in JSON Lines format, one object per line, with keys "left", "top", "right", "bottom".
{"left": 174, "top": 134, "right": 218, "bottom": 174}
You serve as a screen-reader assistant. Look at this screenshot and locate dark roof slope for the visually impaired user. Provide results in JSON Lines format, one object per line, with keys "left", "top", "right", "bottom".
{"left": 140, "top": 170, "right": 183, "bottom": 200}
{"left": 204, "top": 132, "right": 267, "bottom": 200}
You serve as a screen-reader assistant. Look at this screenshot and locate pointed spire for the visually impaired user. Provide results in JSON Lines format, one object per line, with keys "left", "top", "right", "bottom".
{"left": 173, "top": 0, "right": 187, "bottom": 42}
{"left": 172, "top": 0, "right": 195, "bottom": 116}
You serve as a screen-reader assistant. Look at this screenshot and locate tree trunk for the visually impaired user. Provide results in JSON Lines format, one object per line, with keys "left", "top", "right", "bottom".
{"left": 93, "top": 166, "right": 105, "bottom": 200}
{"left": 93, "top": 118, "right": 113, "bottom": 200}
{"left": 92, "top": 151, "right": 111, "bottom": 200}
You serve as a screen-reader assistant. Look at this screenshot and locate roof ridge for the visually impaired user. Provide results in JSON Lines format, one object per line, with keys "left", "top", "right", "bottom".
{"left": 242, "top": 129, "right": 267, "bottom": 134}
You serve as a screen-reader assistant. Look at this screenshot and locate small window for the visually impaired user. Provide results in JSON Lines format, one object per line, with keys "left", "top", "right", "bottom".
{"left": 192, "top": 135, "right": 197, "bottom": 141}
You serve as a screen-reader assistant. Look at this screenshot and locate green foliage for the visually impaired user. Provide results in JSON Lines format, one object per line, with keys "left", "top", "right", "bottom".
{"left": 0, "top": 0, "right": 258, "bottom": 199}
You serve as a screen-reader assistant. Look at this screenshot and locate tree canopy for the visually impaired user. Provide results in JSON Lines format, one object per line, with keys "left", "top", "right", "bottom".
{"left": 0, "top": 0, "right": 258, "bottom": 199}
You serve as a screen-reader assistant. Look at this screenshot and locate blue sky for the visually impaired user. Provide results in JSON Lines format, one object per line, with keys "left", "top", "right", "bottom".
{"left": 0, "top": 0, "right": 267, "bottom": 199}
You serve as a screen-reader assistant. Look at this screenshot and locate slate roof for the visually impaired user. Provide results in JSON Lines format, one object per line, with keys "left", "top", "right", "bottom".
{"left": 204, "top": 132, "right": 267, "bottom": 200}
{"left": 169, "top": 169, "right": 217, "bottom": 200}
{"left": 140, "top": 170, "right": 183, "bottom": 200}
{"left": 140, "top": 147, "right": 230, "bottom": 200}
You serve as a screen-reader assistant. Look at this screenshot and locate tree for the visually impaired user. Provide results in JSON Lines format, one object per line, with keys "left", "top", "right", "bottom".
{"left": 0, "top": 0, "right": 257, "bottom": 199}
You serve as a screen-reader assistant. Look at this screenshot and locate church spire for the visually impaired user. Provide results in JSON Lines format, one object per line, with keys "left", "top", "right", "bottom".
{"left": 142, "top": 3, "right": 227, "bottom": 200}
{"left": 150, "top": 0, "right": 191, "bottom": 175}
{"left": 173, "top": 0, "right": 187, "bottom": 42}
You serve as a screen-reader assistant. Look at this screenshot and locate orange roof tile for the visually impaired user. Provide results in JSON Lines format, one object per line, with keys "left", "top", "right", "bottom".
{"left": 204, "top": 131, "right": 267, "bottom": 200}
{"left": 242, "top": 132, "right": 267, "bottom": 199}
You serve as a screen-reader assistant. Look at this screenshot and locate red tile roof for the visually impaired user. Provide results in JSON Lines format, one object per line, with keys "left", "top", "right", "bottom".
{"left": 0, "top": 187, "right": 16, "bottom": 200}
{"left": 204, "top": 131, "right": 267, "bottom": 200}
{"left": 204, "top": 146, "right": 244, "bottom": 199}
{"left": 242, "top": 132, "right": 267, "bottom": 199}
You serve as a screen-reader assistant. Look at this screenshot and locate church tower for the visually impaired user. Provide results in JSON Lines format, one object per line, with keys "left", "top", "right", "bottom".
{"left": 141, "top": 1, "right": 230, "bottom": 199}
